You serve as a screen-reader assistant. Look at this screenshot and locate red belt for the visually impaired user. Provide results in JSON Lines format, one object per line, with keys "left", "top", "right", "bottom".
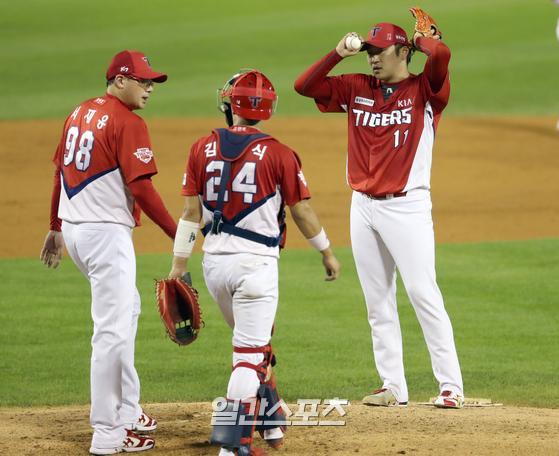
{"left": 364, "top": 192, "right": 407, "bottom": 200}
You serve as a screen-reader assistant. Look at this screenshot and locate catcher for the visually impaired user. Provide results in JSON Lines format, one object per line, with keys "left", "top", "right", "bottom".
{"left": 168, "top": 69, "right": 340, "bottom": 455}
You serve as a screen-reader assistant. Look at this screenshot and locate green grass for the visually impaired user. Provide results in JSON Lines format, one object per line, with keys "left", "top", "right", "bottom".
{"left": 1, "top": 239, "right": 558, "bottom": 408}
{"left": 1, "top": 0, "right": 558, "bottom": 119}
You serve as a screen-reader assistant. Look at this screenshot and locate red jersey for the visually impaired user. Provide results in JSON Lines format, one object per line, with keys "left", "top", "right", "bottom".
{"left": 295, "top": 38, "right": 451, "bottom": 196}
{"left": 53, "top": 94, "right": 158, "bottom": 227}
{"left": 183, "top": 126, "right": 310, "bottom": 257}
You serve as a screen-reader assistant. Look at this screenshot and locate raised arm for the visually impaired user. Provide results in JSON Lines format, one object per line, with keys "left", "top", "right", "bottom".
{"left": 415, "top": 37, "right": 451, "bottom": 94}
{"left": 294, "top": 33, "right": 362, "bottom": 98}
{"left": 294, "top": 50, "right": 341, "bottom": 99}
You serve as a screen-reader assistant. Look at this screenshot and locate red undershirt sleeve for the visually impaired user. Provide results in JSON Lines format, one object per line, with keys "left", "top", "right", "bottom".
{"left": 50, "top": 167, "right": 62, "bottom": 231}
{"left": 128, "top": 176, "right": 177, "bottom": 240}
{"left": 416, "top": 37, "right": 451, "bottom": 94}
{"left": 294, "top": 50, "right": 343, "bottom": 99}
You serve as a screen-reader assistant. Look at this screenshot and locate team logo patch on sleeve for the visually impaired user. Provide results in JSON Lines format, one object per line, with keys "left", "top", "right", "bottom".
{"left": 134, "top": 148, "right": 154, "bottom": 163}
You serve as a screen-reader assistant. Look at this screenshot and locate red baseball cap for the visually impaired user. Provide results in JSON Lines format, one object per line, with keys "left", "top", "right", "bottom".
{"left": 363, "top": 23, "right": 410, "bottom": 49}
{"left": 106, "top": 50, "right": 168, "bottom": 82}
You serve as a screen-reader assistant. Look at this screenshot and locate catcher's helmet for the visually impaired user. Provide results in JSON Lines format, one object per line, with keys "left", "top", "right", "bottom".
{"left": 217, "top": 69, "right": 277, "bottom": 126}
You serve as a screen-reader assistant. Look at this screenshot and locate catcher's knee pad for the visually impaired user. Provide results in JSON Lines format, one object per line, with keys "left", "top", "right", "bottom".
{"left": 233, "top": 344, "right": 276, "bottom": 383}
{"left": 210, "top": 398, "right": 259, "bottom": 455}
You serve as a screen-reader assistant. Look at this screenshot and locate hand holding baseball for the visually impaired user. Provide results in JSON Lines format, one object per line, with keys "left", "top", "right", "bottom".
{"left": 336, "top": 32, "right": 363, "bottom": 58}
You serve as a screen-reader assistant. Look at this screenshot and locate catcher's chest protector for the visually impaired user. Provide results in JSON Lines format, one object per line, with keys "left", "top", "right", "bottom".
{"left": 215, "top": 128, "right": 269, "bottom": 161}
{"left": 201, "top": 129, "right": 285, "bottom": 248}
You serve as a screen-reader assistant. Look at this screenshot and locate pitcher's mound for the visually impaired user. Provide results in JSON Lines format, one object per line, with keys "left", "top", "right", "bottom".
{"left": 2, "top": 401, "right": 558, "bottom": 455}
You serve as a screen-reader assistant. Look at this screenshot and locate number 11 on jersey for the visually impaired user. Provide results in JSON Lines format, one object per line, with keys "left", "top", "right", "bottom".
{"left": 393, "top": 128, "right": 409, "bottom": 148}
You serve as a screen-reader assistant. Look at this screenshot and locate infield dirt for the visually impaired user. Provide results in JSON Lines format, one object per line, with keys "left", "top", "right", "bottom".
{"left": 1, "top": 116, "right": 558, "bottom": 258}
{"left": 1, "top": 117, "right": 558, "bottom": 454}
{"left": 2, "top": 402, "right": 559, "bottom": 455}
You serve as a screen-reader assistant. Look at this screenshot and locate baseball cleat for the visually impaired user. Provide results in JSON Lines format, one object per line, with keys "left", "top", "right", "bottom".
{"left": 89, "top": 447, "right": 121, "bottom": 455}
{"left": 262, "top": 427, "right": 284, "bottom": 449}
{"left": 362, "top": 388, "right": 408, "bottom": 407}
{"left": 434, "top": 390, "right": 464, "bottom": 409}
{"left": 122, "top": 430, "right": 155, "bottom": 453}
{"left": 127, "top": 412, "right": 157, "bottom": 433}
{"left": 89, "top": 430, "right": 155, "bottom": 454}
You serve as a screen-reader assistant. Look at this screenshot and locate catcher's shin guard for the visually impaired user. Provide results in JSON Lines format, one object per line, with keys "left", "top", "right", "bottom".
{"left": 210, "top": 398, "right": 260, "bottom": 455}
{"left": 256, "top": 372, "right": 286, "bottom": 434}
{"left": 233, "top": 344, "right": 286, "bottom": 437}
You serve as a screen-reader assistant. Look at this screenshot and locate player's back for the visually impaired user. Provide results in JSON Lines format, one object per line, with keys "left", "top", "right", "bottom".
{"left": 55, "top": 94, "right": 156, "bottom": 227}
{"left": 183, "top": 125, "right": 310, "bottom": 258}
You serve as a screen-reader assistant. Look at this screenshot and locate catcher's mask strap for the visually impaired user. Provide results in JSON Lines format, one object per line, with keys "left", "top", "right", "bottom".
{"left": 232, "top": 87, "right": 276, "bottom": 100}
{"left": 223, "top": 102, "right": 233, "bottom": 127}
{"left": 256, "top": 71, "right": 262, "bottom": 98}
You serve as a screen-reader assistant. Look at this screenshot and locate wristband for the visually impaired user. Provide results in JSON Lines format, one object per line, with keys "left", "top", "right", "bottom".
{"left": 308, "top": 228, "right": 330, "bottom": 252}
{"left": 173, "top": 219, "right": 199, "bottom": 258}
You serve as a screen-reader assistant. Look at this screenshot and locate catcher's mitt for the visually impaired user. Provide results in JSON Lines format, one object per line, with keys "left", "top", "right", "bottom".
{"left": 156, "top": 273, "right": 203, "bottom": 346}
{"left": 410, "top": 7, "right": 442, "bottom": 40}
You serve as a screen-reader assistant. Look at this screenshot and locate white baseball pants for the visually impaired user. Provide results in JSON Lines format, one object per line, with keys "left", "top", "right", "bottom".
{"left": 350, "top": 190, "right": 463, "bottom": 402}
{"left": 202, "top": 253, "right": 278, "bottom": 400}
{"left": 62, "top": 221, "right": 142, "bottom": 449}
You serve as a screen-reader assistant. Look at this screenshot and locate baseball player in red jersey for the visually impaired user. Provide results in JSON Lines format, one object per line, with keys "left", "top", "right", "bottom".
{"left": 40, "top": 50, "right": 177, "bottom": 454}
{"left": 168, "top": 69, "right": 340, "bottom": 455}
{"left": 294, "top": 15, "right": 464, "bottom": 408}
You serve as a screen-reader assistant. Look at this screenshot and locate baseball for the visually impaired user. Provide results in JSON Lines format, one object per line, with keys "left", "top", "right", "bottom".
{"left": 345, "top": 35, "right": 362, "bottom": 51}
